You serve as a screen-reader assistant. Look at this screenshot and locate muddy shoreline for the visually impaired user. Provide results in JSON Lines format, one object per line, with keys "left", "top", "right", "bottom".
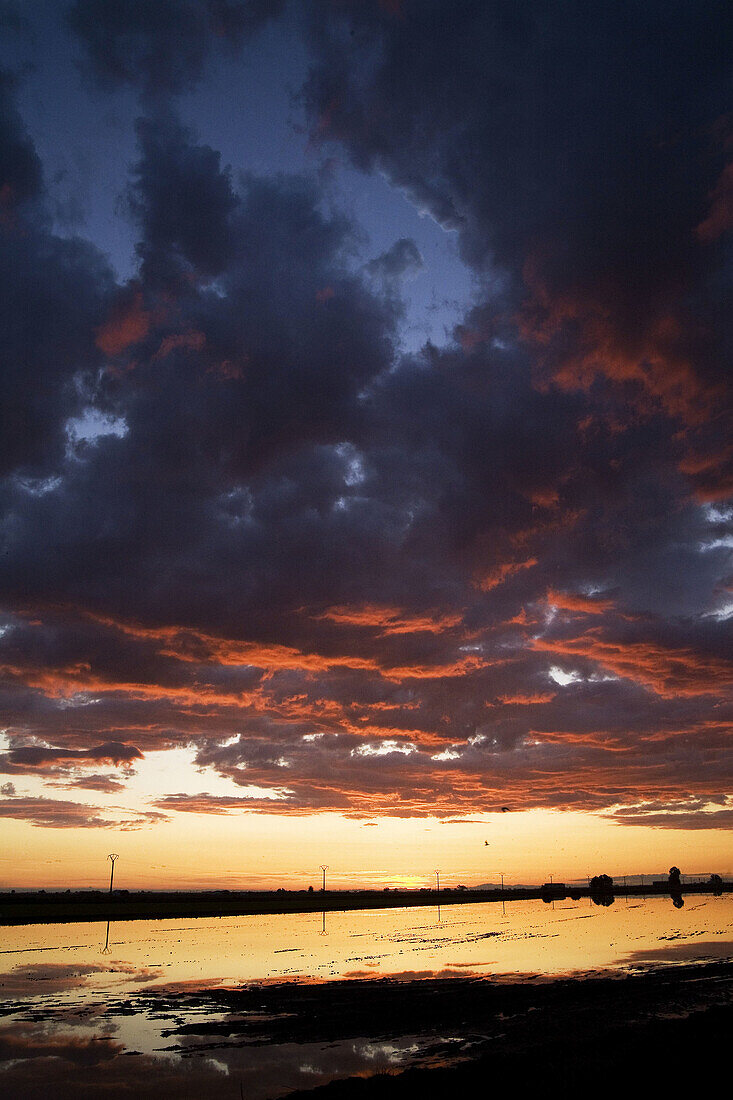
{"left": 2, "top": 957, "right": 731, "bottom": 1098}
{"left": 285, "top": 962, "right": 733, "bottom": 1097}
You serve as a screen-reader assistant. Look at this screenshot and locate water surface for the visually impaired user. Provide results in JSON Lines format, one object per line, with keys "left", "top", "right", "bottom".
{"left": 2, "top": 894, "right": 731, "bottom": 1098}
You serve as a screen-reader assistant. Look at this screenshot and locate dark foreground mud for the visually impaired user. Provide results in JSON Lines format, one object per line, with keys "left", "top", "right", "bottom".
{"left": 285, "top": 959, "right": 733, "bottom": 1096}
{"left": 2, "top": 957, "right": 731, "bottom": 1098}
{"left": 292, "top": 1000, "right": 733, "bottom": 1098}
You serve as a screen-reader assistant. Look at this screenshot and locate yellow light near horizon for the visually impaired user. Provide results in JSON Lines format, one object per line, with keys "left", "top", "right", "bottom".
{"left": 1, "top": 807, "right": 730, "bottom": 892}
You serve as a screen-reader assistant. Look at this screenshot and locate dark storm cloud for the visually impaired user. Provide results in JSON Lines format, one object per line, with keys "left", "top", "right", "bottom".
{"left": 0, "top": 71, "right": 114, "bottom": 476}
{"left": 125, "top": 114, "right": 239, "bottom": 282}
{"left": 0, "top": 107, "right": 399, "bottom": 635}
{"left": 0, "top": 70, "right": 42, "bottom": 207}
{"left": 68, "top": 0, "right": 286, "bottom": 96}
{"left": 93, "top": 111, "right": 398, "bottom": 484}
{"left": 303, "top": 1, "right": 729, "bottom": 280}
{"left": 0, "top": 8, "right": 730, "bottom": 830}
{"left": 302, "top": 0, "right": 731, "bottom": 482}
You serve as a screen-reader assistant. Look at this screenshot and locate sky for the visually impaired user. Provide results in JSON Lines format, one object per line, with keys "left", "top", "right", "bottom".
{"left": 0, "top": 0, "right": 731, "bottom": 891}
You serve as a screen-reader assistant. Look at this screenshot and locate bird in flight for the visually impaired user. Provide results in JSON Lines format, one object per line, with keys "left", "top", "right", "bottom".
{"left": 484, "top": 840, "right": 490, "bottom": 846}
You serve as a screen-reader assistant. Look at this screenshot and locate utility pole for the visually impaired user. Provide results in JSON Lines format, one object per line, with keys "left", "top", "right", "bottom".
{"left": 107, "top": 854, "right": 119, "bottom": 894}
{"left": 434, "top": 869, "right": 441, "bottom": 893}
{"left": 320, "top": 864, "right": 328, "bottom": 892}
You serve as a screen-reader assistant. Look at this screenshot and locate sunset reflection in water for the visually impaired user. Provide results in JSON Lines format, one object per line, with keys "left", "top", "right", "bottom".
{"left": 1, "top": 895, "right": 731, "bottom": 1100}
{"left": 2, "top": 894, "right": 731, "bottom": 994}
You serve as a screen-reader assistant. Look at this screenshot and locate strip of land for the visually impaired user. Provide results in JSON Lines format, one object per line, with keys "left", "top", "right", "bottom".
{"left": 1, "top": 882, "right": 729, "bottom": 925}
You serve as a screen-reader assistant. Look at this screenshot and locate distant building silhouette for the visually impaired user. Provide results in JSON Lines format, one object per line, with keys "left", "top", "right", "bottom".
{"left": 540, "top": 881, "right": 566, "bottom": 902}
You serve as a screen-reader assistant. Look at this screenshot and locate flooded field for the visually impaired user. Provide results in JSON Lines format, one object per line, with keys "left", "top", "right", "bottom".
{"left": 1, "top": 894, "right": 731, "bottom": 1098}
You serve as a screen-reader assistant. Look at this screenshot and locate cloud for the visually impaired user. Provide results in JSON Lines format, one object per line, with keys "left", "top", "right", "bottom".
{"left": 0, "top": 73, "right": 114, "bottom": 476}
{"left": 696, "top": 160, "right": 733, "bottom": 242}
{"left": 545, "top": 590, "right": 615, "bottom": 615}
{"left": 95, "top": 284, "right": 151, "bottom": 356}
{"left": 366, "top": 237, "right": 424, "bottom": 282}
{"left": 0, "top": 19, "right": 730, "bottom": 834}
{"left": 607, "top": 800, "right": 733, "bottom": 831}
{"left": 0, "top": 741, "right": 143, "bottom": 775}
{"left": 0, "top": 1023, "right": 122, "bottom": 1065}
{"left": 124, "top": 114, "right": 239, "bottom": 284}
{"left": 68, "top": 0, "right": 286, "bottom": 97}
{"left": 0, "top": 961, "right": 162, "bottom": 998}
{"left": 532, "top": 620, "right": 732, "bottom": 697}
{"left": 154, "top": 790, "right": 290, "bottom": 813}
{"left": 0, "top": 795, "right": 166, "bottom": 828}
{"left": 303, "top": 0, "right": 731, "bottom": 461}
{"left": 0, "top": 70, "right": 42, "bottom": 212}
{"left": 316, "top": 604, "right": 463, "bottom": 635}
{"left": 52, "top": 773, "right": 129, "bottom": 793}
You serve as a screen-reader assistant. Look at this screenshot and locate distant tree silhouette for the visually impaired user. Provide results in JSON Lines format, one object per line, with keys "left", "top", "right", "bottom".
{"left": 709, "top": 873, "right": 722, "bottom": 896}
{"left": 589, "top": 874, "right": 614, "bottom": 905}
{"left": 668, "top": 866, "right": 684, "bottom": 907}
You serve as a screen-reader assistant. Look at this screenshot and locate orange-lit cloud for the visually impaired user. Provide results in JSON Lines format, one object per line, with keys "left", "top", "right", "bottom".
{"left": 520, "top": 259, "right": 719, "bottom": 424}
{"left": 153, "top": 329, "right": 206, "bottom": 359}
{"left": 477, "top": 558, "right": 538, "bottom": 591}
{"left": 316, "top": 604, "right": 463, "bottom": 635}
{"left": 532, "top": 633, "right": 732, "bottom": 696}
{"left": 546, "top": 590, "right": 615, "bottom": 614}
{"left": 82, "top": 611, "right": 485, "bottom": 681}
{"left": 95, "top": 287, "right": 151, "bottom": 356}
{"left": 493, "top": 692, "right": 557, "bottom": 705}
